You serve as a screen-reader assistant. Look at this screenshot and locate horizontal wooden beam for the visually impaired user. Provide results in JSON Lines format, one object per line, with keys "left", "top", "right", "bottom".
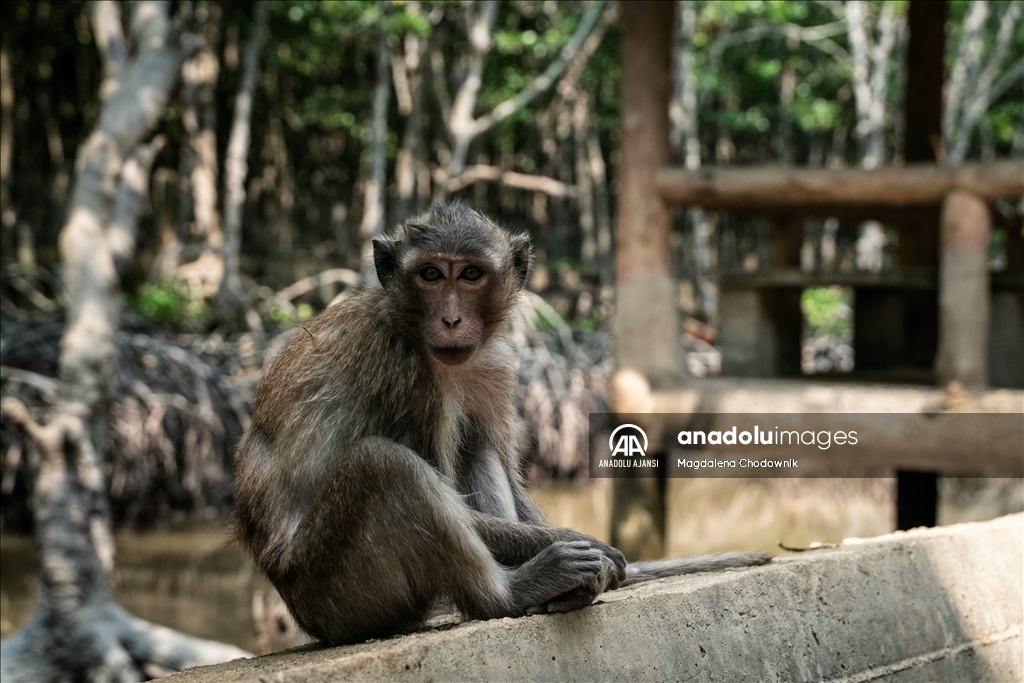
{"left": 612, "top": 375, "right": 1023, "bottom": 475}
{"left": 656, "top": 160, "right": 1024, "bottom": 213}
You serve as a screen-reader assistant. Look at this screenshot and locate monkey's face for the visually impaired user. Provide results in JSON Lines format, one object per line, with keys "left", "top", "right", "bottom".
{"left": 372, "top": 203, "right": 534, "bottom": 366}
{"left": 411, "top": 256, "right": 496, "bottom": 366}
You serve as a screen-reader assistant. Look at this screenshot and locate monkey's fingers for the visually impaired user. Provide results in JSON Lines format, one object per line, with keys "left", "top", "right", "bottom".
{"left": 586, "top": 540, "right": 626, "bottom": 582}
{"left": 538, "top": 553, "right": 621, "bottom": 613}
{"left": 556, "top": 530, "right": 626, "bottom": 582}
{"left": 600, "top": 555, "right": 622, "bottom": 591}
{"left": 514, "top": 541, "right": 603, "bottom": 615}
{"left": 605, "top": 546, "right": 627, "bottom": 582}
{"left": 543, "top": 588, "right": 598, "bottom": 614}
{"left": 564, "top": 532, "right": 625, "bottom": 580}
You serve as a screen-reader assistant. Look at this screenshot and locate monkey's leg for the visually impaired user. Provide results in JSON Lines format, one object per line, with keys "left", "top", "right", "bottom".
{"left": 462, "top": 454, "right": 628, "bottom": 610}
{"left": 463, "top": 459, "right": 628, "bottom": 586}
{"left": 470, "top": 512, "right": 626, "bottom": 613}
{"left": 277, "top": 437, "right": 604, "bottom": 645}
{"left": 510, "top": 477, "right": 552, "bottom": 525}
{"left": 507, "top": 477, "right": 628, "bottom": 603}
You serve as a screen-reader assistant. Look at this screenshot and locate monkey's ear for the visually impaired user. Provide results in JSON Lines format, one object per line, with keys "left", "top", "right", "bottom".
{"left": 372, "top": 237, "right": 399, "bottom": 288}
{"left": 510, "top": 233, "right": 533, "bottom": 290}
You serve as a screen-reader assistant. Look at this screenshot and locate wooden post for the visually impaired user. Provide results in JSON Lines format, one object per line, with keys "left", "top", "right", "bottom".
{"left": 897, "top": 0, "right": 947, "bottom": 531}
{"left": 719, "top": 288, "right": 801, "bottom": 377}
{"left": 720, "top": 215, "right": 802, "bottom": 378}
{"left": 990, "top": 227, "right": 1024, "bottom": 387}
{"left": 903, "top": 0, "right": 947, "bottom": 164}
{"left": 935, "top": 189, "right": 991, "bottom": 387}
{"left": 894, "top": 0, "right": 945, "bottom": 381}
{"left": 614, "top": 0, "right": 679, "bottom": 381}
{"left": 611, "top": 1, "right": 675, "bottom": 561}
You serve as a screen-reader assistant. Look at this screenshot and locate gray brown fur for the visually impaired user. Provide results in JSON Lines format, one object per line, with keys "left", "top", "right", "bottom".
{"left": 231, "top": 203, "right": 625, "bottom": 645}
{"left": 230, "top": 203, "right": 767, "bottom": 646}
{"left": 623, "top": 552, "right": 773, "bottom": 587}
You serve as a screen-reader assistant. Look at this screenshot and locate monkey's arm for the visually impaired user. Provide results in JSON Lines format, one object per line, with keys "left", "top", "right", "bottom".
{"left": 505, "top": 477, "right": 626, "bottom": 586}
{"left": 470, "top": 513, "right": 562, "bottom": 566}
{"left": 510, "top": 478, "right": 550, "bottom": 526}
{"left": 470, "top": 512, "right": 626, "bottom": 585}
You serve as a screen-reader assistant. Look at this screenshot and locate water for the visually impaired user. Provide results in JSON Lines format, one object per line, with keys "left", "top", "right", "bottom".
{"left": 1, "top": 526, "right": 268, "bottom": 652}
{"left": 2, "top": 478, "right": 1018, "bottom": 652}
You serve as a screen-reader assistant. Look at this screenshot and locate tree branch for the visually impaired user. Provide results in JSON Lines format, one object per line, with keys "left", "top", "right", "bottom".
{"left": 0, "top": 396, "right": 47, "bottom": 445}
{"left": 846, "top": 1, "right": 871, "bottom": 128}
{"left": 117, "top": 608, "right": 251, "bottom": 671}
{"left": 359, "top": 9, "right": 392, "bottom": 251}
{"left": 1, "top": 366, "right": 60, "bottom": 399}
{"left": 672, "top": 0, "right": 699, "bottom": 166}
{"left": 446, "top": 165, "right": 578, "bottom": 197}
{"left": 949, "top": 0, "right": 1023, "bottom": 163}
{"left": 988, "top": 59, "right": 1024, "bottom": 111}
{"left": 108, "top": 136, "right": 165, "bottom": 277}
{"left": 471, "top": 0, "right": 607, "bottom": 136}
{"left": 1, "top": 3, "right": 248, "bottom": 678}
{"left": 869, "top": 3, "right": 899, "bottom": 100}
{"left": 391, "top": 41, "right": 413, "bottom": 116}
{"left": 444, "top": 0, "right": 499, "bottom": 183}
{"left": 707, "top": 21, "right": 849, "bottom": 68}
{"left": 220, "top": 0, "right": 268, "bottom": 312}
{"left": 944, "top": 0, "right": 989, "bottom": 146}
{"left": 698, "top": 20, "right": 851, "bottom": 114}
{"left": 91, "top": 1, "right": 127, "bottom": 101}
{"left": 275, "top": 268, "right": 360, "bottom": 302}
{"left": 556, "top": 1, "right": 620, "bottom": 102}
{"left": 429, "top": 46, "right": 453, "bottom": 125}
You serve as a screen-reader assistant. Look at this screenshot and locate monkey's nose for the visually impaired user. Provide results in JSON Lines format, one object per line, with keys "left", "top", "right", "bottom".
{"left": 442, "top": 316, "right": 461, "bottom": 329}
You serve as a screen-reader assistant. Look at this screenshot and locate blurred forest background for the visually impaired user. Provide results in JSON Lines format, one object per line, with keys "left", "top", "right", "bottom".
{"left": 1, "top": 0, "right": 1022, "bottom": 670}
{"left": 3, "top": 0, "right": 1021, "bottom": 528}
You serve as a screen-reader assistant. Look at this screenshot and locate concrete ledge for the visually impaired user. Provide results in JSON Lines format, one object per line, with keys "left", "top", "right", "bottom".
{"left": 169, "top": 514, "right": 1023, "bottom": 682}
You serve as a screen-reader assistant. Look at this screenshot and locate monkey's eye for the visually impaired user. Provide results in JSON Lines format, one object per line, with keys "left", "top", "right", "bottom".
{"left": 420, "top": 265, "right": 444, "bottom": 282}
{"left": 460, "top": 266, "right": 484, "bottom": 281}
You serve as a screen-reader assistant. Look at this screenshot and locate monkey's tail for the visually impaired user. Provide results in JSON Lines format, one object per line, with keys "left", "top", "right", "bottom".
{"left": 621, "top": 551, "right": 772, "bottom": 587}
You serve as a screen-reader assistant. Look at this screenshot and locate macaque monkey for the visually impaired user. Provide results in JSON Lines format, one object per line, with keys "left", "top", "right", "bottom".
{"left": 232, "top": 203, "right": 769, "bottom": 646}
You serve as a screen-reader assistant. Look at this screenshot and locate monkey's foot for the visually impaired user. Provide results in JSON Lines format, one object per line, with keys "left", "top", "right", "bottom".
{"left": 512, "top": 540, "right": 604, "bottom": 616}
{"left": 526, "top": 553, "right": 620, "bottom": 614}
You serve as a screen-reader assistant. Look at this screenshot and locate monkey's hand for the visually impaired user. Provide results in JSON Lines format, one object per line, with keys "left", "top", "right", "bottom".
{"left": 555, "top": 530, "right": 626, "bottom": 589}
{"left": 525, "top": 536, "right": 625, "bottom": 615}
{"left": 513, "top": 541, "right": 605, "bottom": 616}
{"left": 531, "top": 552, "right": 623, "bottom": 614}
{"left": 589, "top": 539, "right": 626, "bottom": 589}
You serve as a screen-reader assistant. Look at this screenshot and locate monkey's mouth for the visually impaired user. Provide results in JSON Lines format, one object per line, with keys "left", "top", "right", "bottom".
{"left": 429, "top": 345, "right": 475, "bottom": 366}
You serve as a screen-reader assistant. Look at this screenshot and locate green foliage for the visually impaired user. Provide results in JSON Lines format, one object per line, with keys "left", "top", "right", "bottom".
{"left": 482, "top": 2, "right": 620, "bottom": 157}
{"left": 132, "top": 284, "right": 186, "bottom": 325}
{"left": 266, "top": 302, "right": 315, "bottom": 329}
{"left": 128, "top": 283, "right": 211, "bottom": 331}
{"left": 801, "top": 286, "right": 852, "bottom": 337}
{"left": 987, "top": 100, "right": 1024, "bottom": 147}
{"left": 5, "top": 0, "right": 1023, "bottom": 342}
{"left": 942, "top": 0, "right": 1023, "bottom": 154}
{"left": 532, "top": 306, "right": 559, "bottom": 333}
{"left": 691, "top": 0, "right": 861, "bottom": 162}
{"left": 570, "top": 312, "right": 601, "bottom": 334}
{"left": 267, "top": 0, "right": 437, "bottom": 136}
{"left": 248, "top": 0, "right": 1023, "bottom": 235}
{"left": 790, "top": 88, "right": 842, "bottom": 132}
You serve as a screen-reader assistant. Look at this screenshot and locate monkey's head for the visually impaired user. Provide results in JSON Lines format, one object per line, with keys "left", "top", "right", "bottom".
{"left": 373, "top": 202, "right": 533, "bottom": 366}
